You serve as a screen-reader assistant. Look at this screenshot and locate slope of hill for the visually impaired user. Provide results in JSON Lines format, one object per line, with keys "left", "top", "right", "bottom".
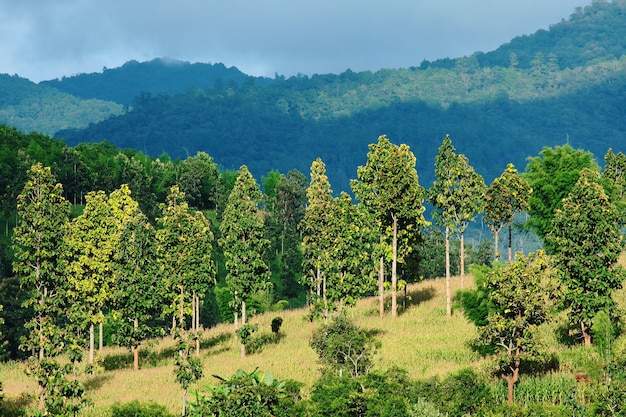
{"left": 0, "top": 74, "right": 124, "bottom": 136}
{"left": 40, "top": 58, "right": 276, "bottom": 105}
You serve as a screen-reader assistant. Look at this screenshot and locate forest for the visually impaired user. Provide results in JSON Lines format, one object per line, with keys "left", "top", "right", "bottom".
{"left": 1, "top": 123, "right": 626, "bottom": 416}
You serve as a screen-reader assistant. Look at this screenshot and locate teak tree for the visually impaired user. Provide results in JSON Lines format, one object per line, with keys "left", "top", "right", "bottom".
{"left": 484, "top": 163, "right": 531, "bottom": 262}
{"left": 219, "top": 165, "right": 270, "bottom": 358}
{"left": 351, "top": 135, "right": 427, "bottom": 318}
{"left": 65, "top": 190, "right": 118, "bottom": 364}
{"left": 429, "top": 135, "right": 485, "bottom": 315}
{"left": 477, "top": 251, "right": 558, "bottom": 406}
{"left": 12, "top": 163, "right": 73, "bottom": 412}
{"left": 325, "top": 192, "right": 376, "bottom": 311}
{"left": 546, "top": 168, "right": 626, "bottom": 346}
{"left": 301, "top": 158, "right": 334, "bottom": 317}
{"left": 111, "top": 187, "right": 161, "bottom": 371}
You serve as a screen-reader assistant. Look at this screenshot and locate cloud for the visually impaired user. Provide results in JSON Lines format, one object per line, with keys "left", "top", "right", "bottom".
{"left": 0, "top": 0, "right": 586, "bottom": 82}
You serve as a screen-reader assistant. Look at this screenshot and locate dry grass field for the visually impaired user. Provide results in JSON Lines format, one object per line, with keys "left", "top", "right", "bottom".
{"left": 2, "top": 265, "right": 626, "bottom": 416}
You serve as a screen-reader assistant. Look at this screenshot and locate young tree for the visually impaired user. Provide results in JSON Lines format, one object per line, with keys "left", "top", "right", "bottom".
{"left": 218, "top": 166, "right": 270, "bottom": 358}
{"left": 523, "top": 144, "right": 599, "bottom": 252}
{"left": 484, "top": 163, "right": 531, "bottom": 262}
{"left": 429, "top": 135, "right": 485, "bottom": 314}
{"left": 351, "top": 135, "right": 427, "bottom": 318}
{"left": 546, "top": 168, "right": 626, "bottom": 346}
{"left": 301, "top": 158, "right": 334, "bottom": 316}
{"left": 325, "top": 192, "right": 377, "bottom": 311}
{"left": 475, "top": 251, "right": 558, "bottom": 406}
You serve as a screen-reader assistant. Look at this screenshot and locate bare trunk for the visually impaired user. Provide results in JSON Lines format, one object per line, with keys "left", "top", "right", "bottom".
{"left": 181, "top": 387, "right": 187, "bottom": 416}
{"left": 506, "top": 366, "right": 520, "bottom": 406}
{"left": 391, "top": 215, "right": 398, "bottom": 317}
{"left": 379, "top": 256, "right": 384, "bottom": 318}
{"left": 445, "top": 227, "right": 451, "bottom": 317}
{"left": 133, "top": 318, "right": 139, "bottom": 371}
{"left": 582, "top": 322, "right": 592, "bottom": 346}
{"left": 89, "top": 323, "right": 95, "bottom": 364}
{"left": 460, "top": 231, "right": 465, "bottom": 288}
{"left": 494, "top": 230, "right": 500, "bottom": 260}
{"left": 323, "top": 273, "right": 328, "bottom": 320}
{"left": 240, "top": 300, "right": 246, "bottom": 358}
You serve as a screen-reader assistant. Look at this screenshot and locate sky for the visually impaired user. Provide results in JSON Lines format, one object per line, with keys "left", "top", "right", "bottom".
{"left": 0, "top": 0, "right": 588, "bottom": 83}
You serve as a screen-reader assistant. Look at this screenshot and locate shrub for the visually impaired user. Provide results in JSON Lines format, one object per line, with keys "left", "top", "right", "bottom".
{"left": 271, "top": 317, "right": 283, "bottom": 334}
{"left": 311, "top": 315, "right": 380, "bottom": 377}
{"left": 110, "top": 400, "right": 174, "bottom": 417}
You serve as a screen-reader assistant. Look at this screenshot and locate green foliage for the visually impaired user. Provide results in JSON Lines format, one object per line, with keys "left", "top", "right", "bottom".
{"left": 524, "top": 145, "right": 600, "bottom": 251}
{"left": 310, "top": 315, "right": 380, "bottom": 378}
{"left": 110, "top": 400, "right": 175, "bottom": 417}
{"left": 455, "top": 263, "right": 500, "bottom": 327}
{"left": 413, "top": 368, "right": 493, "bottom": 416}
{"left": 546, "top": 168, "right": 626, "bottom": 344}
{"left": 189, "top": 368, "right": 304, "bottom": 417}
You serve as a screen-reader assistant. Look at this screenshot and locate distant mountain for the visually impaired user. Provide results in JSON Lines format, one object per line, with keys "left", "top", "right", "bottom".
{"left": 41, "top": 58, "right": 275, "bottom": 105}
{"left": 0, "top": 74, "right": 123, "bottom": 135}
{"left": 54, "top": 1, "right": 626, "bottom": 191}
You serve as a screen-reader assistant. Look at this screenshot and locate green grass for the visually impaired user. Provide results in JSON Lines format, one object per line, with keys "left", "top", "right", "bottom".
{"left": 2, "top": 271, "right": 625, "bottom": 416}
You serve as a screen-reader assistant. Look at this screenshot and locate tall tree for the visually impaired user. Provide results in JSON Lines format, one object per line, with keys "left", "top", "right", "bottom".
{"left": 523, "top": 144, "right": 599, "bottom": 252}
{"left": 475, "top": 251, "right": 558, "bottom": 406}
{"left": 64, "top": 190, "right": 118, "bottom": 364}
{"left": 484, "top": 163, "right": 531, "bottom": 262}
{"left": 351, "top": 135, "right": 427, "bottom": 318}
{"left": 218, "top": 166, "right": 270, "bottom": 358}
{"left": 301, "top": 159, "right": 334, "bottom": 316}
{"left": 12, "top": 163, "right": 73, "bottom": 412}
{"left": 429, "top": 135, "right": 485, "bottom": 315}
{"left": 546, "top": 168, "right": 626, "bottom": 346}
{"left": 111, "top": 191, "right": 161, "bottom": 371}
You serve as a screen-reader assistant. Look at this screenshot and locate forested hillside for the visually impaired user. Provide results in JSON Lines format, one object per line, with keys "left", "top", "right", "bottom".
{"left": 52, "top": 0, "right": 626, "bottom": 191}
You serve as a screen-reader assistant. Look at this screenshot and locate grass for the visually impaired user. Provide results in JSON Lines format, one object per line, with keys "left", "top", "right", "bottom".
{"left": 2, "top": 269, "right": 625, "bottom": 416}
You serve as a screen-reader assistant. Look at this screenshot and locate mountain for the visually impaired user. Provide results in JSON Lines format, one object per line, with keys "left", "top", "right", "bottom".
{"left": 53, "top": 1, "right": 626, "bottom": 190}
{"left": 41, "top": 58, "right": 275, "bottom": 105}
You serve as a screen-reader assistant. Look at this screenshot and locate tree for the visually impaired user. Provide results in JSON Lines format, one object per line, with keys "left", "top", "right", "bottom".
{"left": 11, "top": 163, "right": 77, "bottom": 413}
{"left": 64, "top": 190, "right": 118, "bottom": 364}
{"left": 523, "top": 144, "right": 599, "bottom": 252}
{"left": 429, "top": 135, "right": 485, "bottom": 315}
{"left": 351, "top": 135, "right": 427, "bottom": 318}
{"left": 475, "top": 251, "right": 558, "bottom": 406}
{"left": 218, "top": 166, "right": 270, "bottom": 358}
{"left": 484, "top": 163, "right": 531, "bottom": 262}
{"left": 545, "top": 168, "right": 626, "bottom": 346}
{"left": 325, "top": 192, "right": 376, "bottom": 310}
{"left": 301, "top": 159, "right": 334, "bottom": 317}
{"left": 111, "top": 197, "right": 161, "bottom": 371}
{"left": 603, "top": 148, "right": 626, "bottom": 219}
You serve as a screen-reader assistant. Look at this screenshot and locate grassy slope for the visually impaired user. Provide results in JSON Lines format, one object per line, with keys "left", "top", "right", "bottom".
{"left": 2, "top": 269, "right": 624, "bottom": 416}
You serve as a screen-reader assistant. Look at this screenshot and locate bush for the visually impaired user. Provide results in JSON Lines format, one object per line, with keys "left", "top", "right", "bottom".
{"left": 110, "top": 400, "right": 174, "bottom": 417}
{"left": 271, "top": 317, "right": 283, "bottom": 334}
{"left": 311, "top": 315, "right": 380, "bottom": 377}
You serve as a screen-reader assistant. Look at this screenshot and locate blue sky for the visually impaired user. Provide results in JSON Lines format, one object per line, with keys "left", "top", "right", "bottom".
{"left": 0, "top": 0, "right": 588, "bottom": 82}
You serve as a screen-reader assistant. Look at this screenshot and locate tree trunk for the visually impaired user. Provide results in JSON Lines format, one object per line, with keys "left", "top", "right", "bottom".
{"left": 460, "top": 230, "right": 465, "bottom": 288}
{"left": 181, "top": 387, "right": 187, "bottom": 417}
{"left": 582, "top": 322, "right": 592, "bottom": 346}
{"left": 379, "top": 256, "right": 385, "bottom": 318}
{"left": 445, "top": 227, "right": 451, "bottom": 317}
{"left": 89, "top": 323, "right": 95, "bottom": 364}
{"left": 240, "top": 300, "right": 246, "bottom": 358}
{"left": 508, "top": 224, "right": 513, "bottom": 262}
{"left": 494, "top": 230, "right": 500, "bottom": 260}
{"left": 133, "top": 318, "right": 139, "bottom": 371}
{"left": 323, "top": 273, "right": 328, "bottom": 320}
{"left": 391, "top": 215, "right": 398, "bottom": 318}
{"left": 506, "top": 366, "right": 520, "bottom": 406}
{"left": 99, "top": 322, "right": 103, "bottom": 351}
